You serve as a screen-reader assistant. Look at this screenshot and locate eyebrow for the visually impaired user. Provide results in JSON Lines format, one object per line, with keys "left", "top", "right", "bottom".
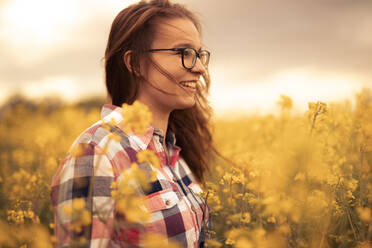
{"left": 173, "top": 42, "right": 202, "bottom": 51}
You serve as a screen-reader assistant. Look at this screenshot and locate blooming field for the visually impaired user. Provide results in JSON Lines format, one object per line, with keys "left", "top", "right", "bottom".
{"left": 0, "top": 89, "right": 371, "bottom": 247}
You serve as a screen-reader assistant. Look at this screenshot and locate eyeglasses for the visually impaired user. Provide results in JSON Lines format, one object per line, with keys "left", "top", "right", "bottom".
{"left": 148, "top": 47, "right": 210, "bottom": 70}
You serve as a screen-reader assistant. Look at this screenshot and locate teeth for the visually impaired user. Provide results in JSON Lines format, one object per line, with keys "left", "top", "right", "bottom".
{"left": 180, "top": 81, "right": 196, "bottom": 89}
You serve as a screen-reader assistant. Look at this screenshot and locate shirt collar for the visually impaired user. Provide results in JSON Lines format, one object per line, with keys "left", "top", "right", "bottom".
{"left": 100, "top": 104, "right": 177, "bottom": 149}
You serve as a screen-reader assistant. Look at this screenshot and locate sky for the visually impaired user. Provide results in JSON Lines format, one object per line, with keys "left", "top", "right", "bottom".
{"left": 0, "top": 0, "right": 371, "bottom": 116}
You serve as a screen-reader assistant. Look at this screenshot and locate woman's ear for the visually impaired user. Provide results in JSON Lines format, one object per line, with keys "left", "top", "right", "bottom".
{"left": 123, "top": 50, "right": 139, "bottom": 76}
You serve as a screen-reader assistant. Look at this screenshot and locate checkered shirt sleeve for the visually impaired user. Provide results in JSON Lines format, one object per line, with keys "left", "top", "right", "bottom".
{"left": 50, "top": 123, "right": 143, "bottom": 247}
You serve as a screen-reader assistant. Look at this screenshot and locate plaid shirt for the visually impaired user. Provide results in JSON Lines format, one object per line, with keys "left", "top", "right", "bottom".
{"left": 50, "top": 104, "right": 211, "bottom": 248}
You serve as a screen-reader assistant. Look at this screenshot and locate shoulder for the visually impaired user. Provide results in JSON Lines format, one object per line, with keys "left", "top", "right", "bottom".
{"left": 67, "top": 120, "right": 144, "bottom": 176}
{"left": 51, "top": 123, "right": 114, "bottom": 180}
{"left": 68, "top": 120, "right": 132, "bottom": 154}
{"left": 68, "top": 120, "right": 111, "bottom": 148}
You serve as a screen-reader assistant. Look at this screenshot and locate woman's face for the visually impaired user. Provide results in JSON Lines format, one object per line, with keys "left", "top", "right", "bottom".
{"left": 136, "top": 18, "right": 207, "bottom": 113}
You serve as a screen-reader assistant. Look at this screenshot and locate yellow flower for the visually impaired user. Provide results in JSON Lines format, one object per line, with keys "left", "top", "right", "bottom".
{"left": 357, "top": 242, "right": 372, "bottom": 248}
{"left": 205, "top": 239, "right": 223, "bottom": 248}
{"left": 357, "top": 207, "right": 371, "bottom": 222}
{"left": 26, "top": 209, "right": 34, "bottom": 219}
{"left": 109, "top": 117, "right": 117, "bottom": 126}
{"left": 108, "top": 133, "right": 121, "bottom": 142}
{"left": 225, "top": 228, "right": 248, "bottom": 245}
{"left": 234, "top": 193, "right": 243, "bottom": 199}
{"left": 277, "top": 94, "right": 293, "bottom": 111}
{"left": 72, "top": 198, "right": 85, "bottom": 211}
{"left": 116, "top": 196, "right": 150, "bottom": 223}
{"left": 267, "top": 216, "right": 276, "bottom": 223}
{"left": 150, "top": 170, "right": 158, "bottom": 181}
{"left": 121, "top": 101, "right": 152, "bottom": 135}
{"left": 241, "top": 212, "right": 251, "bottom": 223}
{"left": 102, "top": 145, "right": 109, "bottom": 154}
{"left": 81, "top": 210, "right": 91, "bottom": 226}
{"left": 101, "top": 122, "right": 111, "bottom": 131}
{"left": 63, "top": 205, "right": 72, "bottom": 216}
{"left": 116, "top": 198, "right": 127, "bottom": 214}
{"left": 110, "top": 181, "right": 118, "bottom": 189}
{"left": 294, "top": 172, "right": 305, "bottom": 181}
{"left": 278, "top": 224, "right": 291, "bottom": 235}
{"left": 235, "top": 237, "right": 253, "bottom": 248}
{"left": 137, "top": 149, "right": 160, "bottom": 169}
{"left": 128, "top": 162, "right": 151, "bottom": 191}
{"left": 141, "top": 233, "right": 182, "bottom": 248}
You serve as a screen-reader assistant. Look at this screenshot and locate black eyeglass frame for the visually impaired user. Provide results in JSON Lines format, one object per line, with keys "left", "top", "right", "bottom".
{"left": 148, "top": 47, "right": 210, "bottom": 70}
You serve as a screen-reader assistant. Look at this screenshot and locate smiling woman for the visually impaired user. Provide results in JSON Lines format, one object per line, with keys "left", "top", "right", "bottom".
{"left": 50, "top": 0, "right": 225, "bottom": 247}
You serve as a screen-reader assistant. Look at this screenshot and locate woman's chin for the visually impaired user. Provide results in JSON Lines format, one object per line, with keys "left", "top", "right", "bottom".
{"left": 174, "top": 98, "right": 196, "bottom": 110}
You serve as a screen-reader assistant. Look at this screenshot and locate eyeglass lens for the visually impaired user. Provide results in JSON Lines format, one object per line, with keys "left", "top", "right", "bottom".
{"left": 183, "top": 48, "right": 209, "bottom": 69}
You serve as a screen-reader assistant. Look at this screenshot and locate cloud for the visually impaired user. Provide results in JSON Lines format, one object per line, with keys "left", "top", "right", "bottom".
{"left": 183, "top": 0, "right": 372, "bottom": 82}
{"left": 0, "top": 0, "right": 134, "bottom": 88}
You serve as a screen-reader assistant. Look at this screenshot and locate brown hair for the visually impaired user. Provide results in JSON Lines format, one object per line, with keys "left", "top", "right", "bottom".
{"left": 104, "top": 0, "right": 222, "bottom": 185}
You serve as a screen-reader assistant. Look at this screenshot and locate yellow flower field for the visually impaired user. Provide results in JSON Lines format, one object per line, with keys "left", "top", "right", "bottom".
{"left": 0, "top": 89, "right": 371, "bottom": 247}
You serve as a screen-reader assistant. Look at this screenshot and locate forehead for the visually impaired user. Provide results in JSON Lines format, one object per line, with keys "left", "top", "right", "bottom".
{"left": 152, "top": 18, "right": 202, "bottom": 49}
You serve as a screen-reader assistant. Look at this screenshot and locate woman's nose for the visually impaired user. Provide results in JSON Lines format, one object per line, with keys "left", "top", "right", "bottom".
{"left": 191, "top": 57, "right": 207, "bottom": 74}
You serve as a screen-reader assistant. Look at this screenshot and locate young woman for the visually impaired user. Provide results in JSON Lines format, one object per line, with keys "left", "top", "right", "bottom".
{"left": 51, "top": 0, "right": 221, "bottom": 247}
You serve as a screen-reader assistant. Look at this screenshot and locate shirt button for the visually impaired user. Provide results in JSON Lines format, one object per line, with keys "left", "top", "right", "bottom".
{"left": 165, "top": 200, "right": 171, "bottom": 206}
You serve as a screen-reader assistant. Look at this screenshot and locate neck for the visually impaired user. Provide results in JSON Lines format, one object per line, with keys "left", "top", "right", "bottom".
{"left": 151, "top": 110, "right": 170, "bottom": 142}
{"left": 135, "top": 97, "right": 171, "bottom": 147}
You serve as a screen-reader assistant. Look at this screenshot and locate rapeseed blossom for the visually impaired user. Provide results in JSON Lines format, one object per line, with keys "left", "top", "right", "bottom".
{"left": 110, "top": 163, "right": 152, "bottom": 223}
{"left": 1, "top": 89, "right": 372, "bottom": 247}
{"left": 277, "top": 94, "right": 293, "bottom": 111}
{"left": 141, "top": 232, "right": 182, "bottom": 248}
{"left": 137, "top": 149, "right": 161, "bottom": 169}
{"left": 121, "top": 101, "right": 152, "bottom": 135}
{"left": 62, "top": 198, "right": 91, "bottom": 233}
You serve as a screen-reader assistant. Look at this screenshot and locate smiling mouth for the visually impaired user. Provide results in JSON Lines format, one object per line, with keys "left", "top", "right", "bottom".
{"left": 180, "top": 80, "right": 197, "bottom": 89}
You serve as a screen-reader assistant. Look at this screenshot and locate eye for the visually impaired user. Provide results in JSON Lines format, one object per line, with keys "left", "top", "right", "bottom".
{"left": 183, "top": 48, "right": 194, "bottom": 57}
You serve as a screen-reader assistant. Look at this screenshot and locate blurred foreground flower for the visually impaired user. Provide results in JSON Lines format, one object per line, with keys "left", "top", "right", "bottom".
{"left": 63, "top": 198, "right": 91, "bottom": 233}
{"left": 121, "top": 101, "right": 152, "bottom": 135}
{"left": 110, "top": 163, "right": 153, "bottom": 223}
{"left": 137, "top": 149, "right": 161, "bottom": 169}
{"left": 141, "top": 232, "right": 182, "bottom": 248}
{"left": 0, "top": 220, "right": 52, "bottom": 248}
